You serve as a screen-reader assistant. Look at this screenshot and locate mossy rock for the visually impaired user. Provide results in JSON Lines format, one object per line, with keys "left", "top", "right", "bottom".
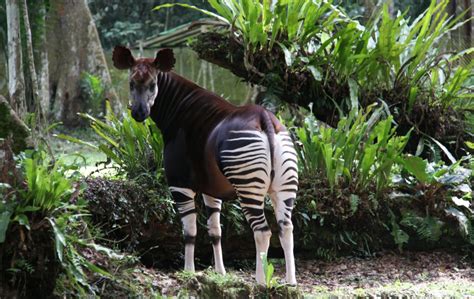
{"left": 0, "top": 96, "right": 30, "bottom": 153}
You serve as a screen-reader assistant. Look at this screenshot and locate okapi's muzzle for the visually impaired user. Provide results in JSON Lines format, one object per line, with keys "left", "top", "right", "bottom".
{"left": 130, "top": 100, "right": 149, "bottom": 122}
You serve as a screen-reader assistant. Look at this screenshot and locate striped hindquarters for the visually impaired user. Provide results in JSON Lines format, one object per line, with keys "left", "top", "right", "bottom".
{"left": 270, "top": 131, "right": 298, "bottom": 220}
{"left": 219, "top": 130, "right": 271, "bottom": 231}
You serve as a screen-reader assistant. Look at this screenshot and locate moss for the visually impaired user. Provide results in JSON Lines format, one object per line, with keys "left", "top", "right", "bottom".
{"left": 0, "top": 100, "right": 30, "bottom": 153}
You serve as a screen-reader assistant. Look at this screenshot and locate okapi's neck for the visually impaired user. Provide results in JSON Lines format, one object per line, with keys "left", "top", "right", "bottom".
{"left": 149, "top": 72, "right": 235, "bottom": 141}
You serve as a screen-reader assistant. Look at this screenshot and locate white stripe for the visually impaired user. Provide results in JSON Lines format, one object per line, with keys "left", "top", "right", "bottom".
{"left": 221, "top": 143, "right": 264, "bottom": 153}
{"left": 229, "top": 130, "right": 264, "bottom": 135}
{"left": 226, "top": 136, "right": 264, "bottom": 142}
{"left": 169, "top": 186, "right": 195, "bottom": 198}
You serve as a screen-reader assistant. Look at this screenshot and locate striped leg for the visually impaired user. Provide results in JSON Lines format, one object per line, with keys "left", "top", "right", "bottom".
{"left": 220, "top": 130, "right": 272, "bottom": 284}
{"left": 270, "top": 131, "right": 298, "bottom": 285}
{"left": 170, "top": 186, "right": 197, "bottom": 272}
{"left": 203, "top": 194, "right": 226, "bottom": 274}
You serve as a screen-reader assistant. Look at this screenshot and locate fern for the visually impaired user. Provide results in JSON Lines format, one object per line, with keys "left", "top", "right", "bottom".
{"left": 400, "top": 212, "right": 444, "bottom": 242}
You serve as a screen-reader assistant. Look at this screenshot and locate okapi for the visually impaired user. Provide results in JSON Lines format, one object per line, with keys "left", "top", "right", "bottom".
{"left": 112, "top": 46, "right": 298, "bottom": 285}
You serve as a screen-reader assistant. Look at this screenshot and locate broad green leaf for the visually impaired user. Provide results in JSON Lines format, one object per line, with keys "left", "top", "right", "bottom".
{"left": 0, "top": 210, "right": 12, "bottom": 243}
{"left": 399, "top": 156, "right": 430, "bottom": 183}
{"left": 48, "top": 218, "right": 66, "bottom": 262}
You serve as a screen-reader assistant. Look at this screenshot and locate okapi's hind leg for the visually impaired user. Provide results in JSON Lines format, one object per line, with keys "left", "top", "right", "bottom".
{"left": 169, "top": 186, "right": 197, "bottom": 272}
{"left": 219, "top": 130, "right": 272, "bottom": 284}
{"left": 270, "top": 131, "right": 298, "bottom": 285}
{"left": 202, "top": 194, "right": 226, "bottom": 274}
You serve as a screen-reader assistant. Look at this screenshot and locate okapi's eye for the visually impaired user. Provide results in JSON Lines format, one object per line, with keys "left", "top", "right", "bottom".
{"left": 129, "top": 81, "right": 135, "bottom": 90}
{"left": 149, "top": 84, "right": 155, "bottom": 91}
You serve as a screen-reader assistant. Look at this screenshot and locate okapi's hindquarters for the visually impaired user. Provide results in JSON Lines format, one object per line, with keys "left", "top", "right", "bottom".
{"left": 219, "top": 129, "right": 298, "bottom": 285}
{"left": 269, "top": 131, "right": 298, "bottom": 285}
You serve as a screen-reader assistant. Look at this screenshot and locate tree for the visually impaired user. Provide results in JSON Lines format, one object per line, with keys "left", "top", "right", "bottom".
{"left": 46, "top": 0, "right": 121, "bottom": 126}
{"left": 6, "top": 0, "right": 26, "bottom": 117}
{"left": 20, "top": 0, "right": 44, "bottom": 125}
{"left": 36, "top": 0, "right": 50, "bottom": 117}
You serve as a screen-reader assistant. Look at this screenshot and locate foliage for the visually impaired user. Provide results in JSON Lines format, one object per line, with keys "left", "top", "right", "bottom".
{"left": 155, "top": 0, "right": 357, "bottom": 53}
{"left": 0, "top": 150, "right": 78, "bottom": 239}
{"left": 260, "top": 252, "right": 279, "bottom": 289}
{"left": 164, "top": 0, "right": 473, "bottom": 157}
{"left": 0, "top": 149, "right": 122, "bottom": 296}
{"left": 389, "top": 155, "right": 474, "bottom": 248}
{"left": 58, "top": 101, "right": 165, "bottom": 184}
{"left": 21, "top": 151, "right": 75, "bottom": 211}
{"left": 295, "top": 105, "right": 409, "bottom": 195}
{"left": 88, "top": 0, "right": 213, "bottom": 49}
{"left": 80, "top": 72, "right": 105, "bottom": 117}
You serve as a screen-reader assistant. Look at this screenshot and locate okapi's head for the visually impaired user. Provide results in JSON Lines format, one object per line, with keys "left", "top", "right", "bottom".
{"left": 112, "top": 45, "right": 175, "bottom": 122}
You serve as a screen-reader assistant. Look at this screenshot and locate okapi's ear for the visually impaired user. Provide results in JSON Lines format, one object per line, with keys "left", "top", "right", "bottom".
{"left": 112, "top": 45, "right": 135, "bottom": 69}
{"left": 154, "top": 48, "right": 175, "bottom": 72}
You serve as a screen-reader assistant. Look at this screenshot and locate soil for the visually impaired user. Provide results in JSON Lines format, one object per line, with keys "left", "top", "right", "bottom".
{"left": 108, "top": 249, "right": 473, "bottom": 297}
{"left": 286, "top": 250, "right": 473, "bottom": 295}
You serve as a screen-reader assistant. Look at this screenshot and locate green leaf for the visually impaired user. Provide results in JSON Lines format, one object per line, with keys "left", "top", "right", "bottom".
{"left": 55, "top": 134, "right": 99, "bottom": 150}
{"left": 349, "top": 194, "right": 360, "bottom": 215}
{"left": 308, "top": 65, "right": 322, "bottom": 81}
{"left": 0, "top": 210, "right": 12, "bottom": 243}
{"left": 398, "top": 156, "right": 431, "bottom": 183}
{"left": 14, "top": 214, "right": 30, "bottom": 230}
{"left": 48, "top": 218, "right": 66, "bottom": 262}
{"left": 348, "top": 78, "right": 359, "bottom": 111}
{"left": 83, "top": 260, "right": 111, "bottom": 277}
{"left": 153, "top": 3, "right": 230, "bottom": 24}
{"left": 279, "top": 43, "right": 294, "bottom": 67}
{"left": 466, "top": 141, "right": 474, "bottom": 149}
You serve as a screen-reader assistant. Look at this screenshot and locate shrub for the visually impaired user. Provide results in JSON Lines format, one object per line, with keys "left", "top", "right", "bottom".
{"left": 295, "top": 105, "right": 409, "bottom": 196}
{"left": 58, "top": 101, "right": 165, "bottom": 185}
{"left": 390, "top": 155, "right": 474, "bottom": 249}
{"left": 80, "top": 72, "right": 106, "bottom": 117}
{"left": 0, "top": 150, "right": 116, "bottom": 296}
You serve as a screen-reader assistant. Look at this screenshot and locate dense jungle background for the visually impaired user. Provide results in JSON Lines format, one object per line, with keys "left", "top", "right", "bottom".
{"left": 0, "top": 0, "right": 473, "bottom": 297}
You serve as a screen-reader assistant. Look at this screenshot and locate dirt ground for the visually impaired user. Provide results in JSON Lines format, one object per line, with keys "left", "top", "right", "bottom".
{"left": 123, "top": 249, "right": 473, "bottom": 297}
{"left": 277, "top": 250, "right": 473, "bottom": 296}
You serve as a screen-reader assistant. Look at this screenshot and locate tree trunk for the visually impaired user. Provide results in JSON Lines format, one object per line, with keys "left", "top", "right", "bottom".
{"left": 6, "top": 0, "right": 26, "bottom": 118}
{"left": 20, "top": 0, "right": 44, "bottom": 125}
{"left": 38, "top": 0, "right": 50, "bottom": 117}
{"left": 47, "top": 0, "right": 121, "bottom": 126}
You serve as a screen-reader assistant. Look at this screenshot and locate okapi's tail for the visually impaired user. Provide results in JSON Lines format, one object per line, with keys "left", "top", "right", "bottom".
{"left": 261, "top": 109, "right": 276, "bottom": 181}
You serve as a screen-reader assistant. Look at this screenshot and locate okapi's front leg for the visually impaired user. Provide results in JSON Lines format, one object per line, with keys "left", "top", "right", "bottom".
{"left": 203, "top": 194, "right": 226, "bottom": 274}
{"left": 170, "top": 186, "right": 197, "bottom": 272}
